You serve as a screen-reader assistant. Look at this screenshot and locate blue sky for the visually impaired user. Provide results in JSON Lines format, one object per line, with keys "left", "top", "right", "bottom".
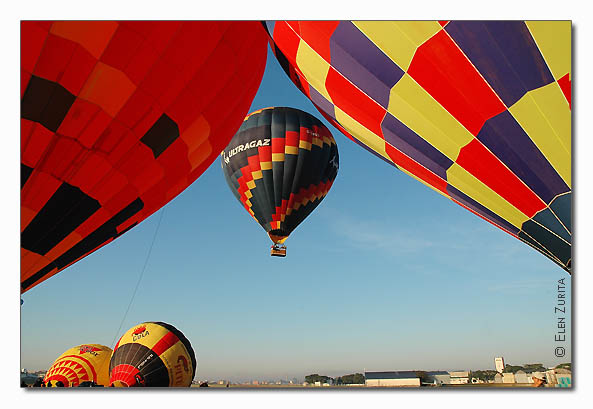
{"left": 20, "top": 43, "right": 572, "bottom": 383}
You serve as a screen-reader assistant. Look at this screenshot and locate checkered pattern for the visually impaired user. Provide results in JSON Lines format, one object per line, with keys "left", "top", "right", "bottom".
{"left": 21, "top": 21, "right": 268, "bottom": 292}
{"left": 267, "top": 21, "right": 571, "bottom": 272}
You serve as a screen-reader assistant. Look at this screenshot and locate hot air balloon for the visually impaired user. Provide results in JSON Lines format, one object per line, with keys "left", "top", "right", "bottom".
{"left": 44, "top": 344, "right": 112, "bottom": 387}
{"left": 20, "top": 21, "right": 268, "bottom": 292}
{"left": 265, "top": 21, "right": 571, "bottom": 272}
{"left": 221, "top": 107, "right": 339, "bottom": 256}
{"left": 109, "top": 322, "right": 196, "bottom": 387}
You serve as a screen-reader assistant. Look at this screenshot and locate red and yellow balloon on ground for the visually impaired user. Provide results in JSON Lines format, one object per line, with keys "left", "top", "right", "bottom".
{"left": 109, "top": 322, "right": 196, "bottom": 387}
{"left": 265, "top": 21, "right": 571, "bottom": 272}
{"left": 44, "top": 344, "right": 112, "bottom": 387}
{"left": 20, "top": 21, "right": 268, "bottom": 293}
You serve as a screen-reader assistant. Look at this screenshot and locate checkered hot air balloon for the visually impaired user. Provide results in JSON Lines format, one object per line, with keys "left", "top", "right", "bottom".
{"left": 265, "top": 21, "right": 572, "bottom": 272}
{"left": 221, "top": 107, "right": 339, "bottom": 257}
{"left": 20, "top": 21, "right": 268, "bottom": 292}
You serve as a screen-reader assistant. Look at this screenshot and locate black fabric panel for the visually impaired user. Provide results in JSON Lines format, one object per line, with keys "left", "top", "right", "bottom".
{"left": 140, "top": 114, "right": 180, "bottom": 158}
{"left": 110, "top": 342, "right": 170, "bottom": 387}
{"left": 221, "top": 107, "right": 339, "bottom": 238}
{"left": 532, "top": 208, "right": 571, "bottom": 243}
{"left": 21, "top": 182, "right": 101, "bottom": 255}
{"left": 21, "top": 75, "right": 76, "bottom": 132}
{"left": 150, "top": 322, "right": 197, "bottom": 381}
{"left": 22, "top": 198, "right": 144, "bottom": 291}
{"left": 520, "top": 220, "right": 571, "bottom": 267}
{"left": 550, "top": 193, "right": 571, "bottom": 234}
{"left": 21, "top": 163, "right": 33, "bottom": 188}
{"left": 518, "top": 229, "right": 570, "bottom": 273}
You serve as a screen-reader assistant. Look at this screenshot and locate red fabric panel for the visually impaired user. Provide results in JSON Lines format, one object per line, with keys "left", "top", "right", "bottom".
{"left": 39, "top": 137, "right": 83, "bottom": 180}
{"left": 456, "top": 139, "right": 546, "bottom": 217}
{"left": 21, "top": 21, "right": 48, "bottom": 74}
{"left": 100, "top": 23, "right": 144, "bottom": 71}
{"left": 273, "top": 22, "right": 301, "bottom": 65}
{"left": 385, "top": 143, "right": 449, "bottom": 194}
{"left": 296, "top": 21, "right": 340, "bottom": 63}
{"left": 408, "top": 30, "right": 506, "bottom": 136}
{"left": 151, "top": 330, "right": 180, "bottom": 356}
{"left": 33, "top": 34, "right": 77, "bottom": 82}
{"left": 22, "top": 122, "right": 54, "bottom": 168}
{"left": 326, "top": 67, "right": 386, "bottom": 137}
{"left": 557, "top": 73, "right": 571, "bottom": 109}
{"left": 60, "top": 45, "right": 97, "bottom": 95}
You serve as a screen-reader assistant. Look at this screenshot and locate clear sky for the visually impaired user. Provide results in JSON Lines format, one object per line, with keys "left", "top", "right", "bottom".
{"left": 20, "top": 40, "right": 572, "bottom": 383}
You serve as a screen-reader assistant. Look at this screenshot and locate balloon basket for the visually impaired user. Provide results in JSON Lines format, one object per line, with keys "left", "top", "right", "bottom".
{"left": 270, "top": 243, "right": 287, "bottom": 257}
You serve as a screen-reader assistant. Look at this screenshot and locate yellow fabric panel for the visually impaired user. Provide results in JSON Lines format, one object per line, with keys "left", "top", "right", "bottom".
{"left": 117, "top": 322, "right": 169, "bottom": 350}
{"left": 252, "top": 170, "right": 263, "bottom": 180}
{"left": 334, "top": 107, "right": 391, "bottom": 162}
{"left": 508, "top": 82, "right": 571, "bottom": 187}
{"left": 388, "top": 74, "right": 474, "bottom": 161}
{"left": 295, "top": 41, "right": 333, "bottom": 102}
{"left": 526, "top": 21, "right": 571, "bottom": 80}
{"left": 312, "top": 137, "right": 322, "bottom": 147}
{"left": 246, "top": 180, "right": 256, "bottom": 190}
{"left": 261, "top": 161, "right": 272, "bottom": 170}
{"left": 158, "top": 340, "right": 194, "bottom": 387}
{"left": 299, "top": 140, "right": 312, "bottom": 150}
{"left": 47, "top": 344, "right": 112, "bottom": 386}
{"left": 352, "top": 21, "right": 442, "bottom": 71}
{"left": 446, "top": 163, "right": 530, "bottom": 228}
{"left": 285, "top": 146, "right": 299, "bottom": 154}
{"left": 272, "top": 153, "right": 285, "bottom": 162}
{"left": 245, "top": 190, "right": 253, "bottom": 199}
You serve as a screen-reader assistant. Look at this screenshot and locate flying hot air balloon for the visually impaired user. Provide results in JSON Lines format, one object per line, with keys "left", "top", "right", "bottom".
{"left": 109, "top": 322, "right": 196, "bottom": 387}
{"left": 221, "top": 107, "right": 339, "bottom": 256}
{"left": 265, "top": 21, "right": 572, "bottom": 272}
{"left": 44, "top": 344, "right": 112, "bottom": 387}
{"left": 20, "top": 21, "right": 268, "bottom": 292}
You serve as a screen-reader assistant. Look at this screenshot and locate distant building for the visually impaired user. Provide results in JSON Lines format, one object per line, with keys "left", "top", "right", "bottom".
{"left": 514, "top": 370, "right": 529, "bottom": 384}
{"left": 548, "top": 368, "right": 572, "bottom": 388}
{"left": 494, "top": 373, "right": 503, "bottom": 383}
{"left": 448, "top": 371, "right": 469, "bottom": 384}
{"left": 494, "top": 357, "right": 505, "bottom": 373}
{"left": 425, "top": 371, "right": 451, "bottom": 385}
{"left": 364, "top": 371, "right": 420, "bottom": 387}
{"left": 502, "top": 373, "right": 516, "bottom": 383}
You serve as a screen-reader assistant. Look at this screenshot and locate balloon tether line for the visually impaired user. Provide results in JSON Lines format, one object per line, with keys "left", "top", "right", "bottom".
{"left": 110, "top": 207, "right": 166, "bottom": 348}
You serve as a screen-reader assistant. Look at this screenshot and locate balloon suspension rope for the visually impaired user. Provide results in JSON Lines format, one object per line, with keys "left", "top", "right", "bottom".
{"left": 110, "top": 207, "right": 166, "bottom": 348}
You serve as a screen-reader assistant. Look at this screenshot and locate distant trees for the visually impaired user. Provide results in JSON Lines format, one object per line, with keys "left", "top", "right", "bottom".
{"left": 503, "top": 363, "right": 547, "bottom": 373}
{"left": 304, "top": 374, "right": 333, "bottom": 384}
{"left": 471, "top": 370, "right": 497, "bottom": 381}
{"left": 335, "top": 373, "right": 365, "bottom": 384}
{"left": 555, "top": 363, "right": 571, "bottom": 370}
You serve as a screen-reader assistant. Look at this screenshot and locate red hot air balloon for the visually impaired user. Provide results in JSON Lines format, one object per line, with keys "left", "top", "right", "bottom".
{"left": 21, "top": 21, "right": 268, "bottom": 292}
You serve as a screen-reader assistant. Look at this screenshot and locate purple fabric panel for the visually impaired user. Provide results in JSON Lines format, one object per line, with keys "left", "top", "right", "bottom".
{"left": 309, "top": 86, "right": 336, "bottom": 120}
{"left": 329, "top": 21, "right": 404, "bottom": 109}
{"left": 381, "top": 112, "right": 452, "bottom": 180}
{"left": 476, "top": 110, "right": 569, "bottom": 203}
{"left": 445, "top": 21, "right": 555, "bottom": 107}
{"left": 446, "top": 185, "right": 520, "bottom": 235}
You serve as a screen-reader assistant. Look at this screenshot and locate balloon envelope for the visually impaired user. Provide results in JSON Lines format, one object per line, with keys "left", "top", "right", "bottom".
{"left": 44, "top": 344, "right": 112, "bottom": 387}
{"left": 221, "top": 107, "right": 339, "bottom": 245}
{"left": 21, "top": 21, "right": 268, "bottom": 292}
{"left": 109, "top": 322, "right": 196, "bottom": 387}
{"left": 265, "top": 21, "right": 571, "bottom": 272}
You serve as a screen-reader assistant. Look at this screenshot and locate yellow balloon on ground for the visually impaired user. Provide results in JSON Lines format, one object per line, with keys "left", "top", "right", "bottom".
{"left": 109, "top": 322, "right": 196, "bottom": 387}
{"left": 44, "top": 344, "right": 112, "bottom": 387}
